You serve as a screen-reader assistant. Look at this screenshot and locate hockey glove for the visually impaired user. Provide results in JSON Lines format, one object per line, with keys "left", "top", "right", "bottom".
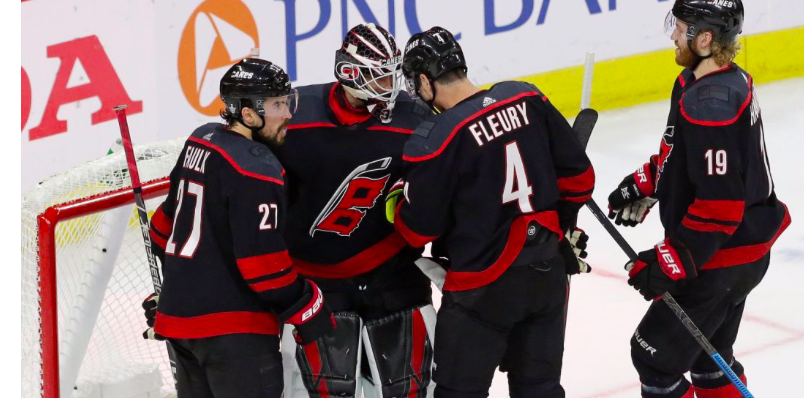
{"left": 141, "top": 293, "right": 165, "bottom": 341}
{"left": 561, "top": 228, "right": 591, "bottom": 275}
{"left": 626, "top": 238, "right": 697, "bottom": 301}
{"left": 607, "top": 162, "right": 658, "bottom": 227}
{"left": 279, "top": 280, "right": 336, "bottom": 345}
{"left": 385, "top": 179, "right": 405, "bottom": 224}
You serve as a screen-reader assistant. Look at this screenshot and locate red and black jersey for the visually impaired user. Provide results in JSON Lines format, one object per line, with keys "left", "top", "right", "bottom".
{"left": 394, "top": 81, "right": 595, "bottom": 291}
{"left": 651, "top": 64, "right": 790, "bottom": 270}
{"left": 149, "top": 123, "right": 306, "bottom": 339}
{"left": 274, "top": 82, "right": 430, "bottom": 278}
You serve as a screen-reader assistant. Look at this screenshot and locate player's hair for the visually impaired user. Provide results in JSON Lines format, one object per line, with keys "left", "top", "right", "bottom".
{"left": 709, "top": 36, "right": 742, "bottom": 66}
{"left": 220, "top": 99, "right": 255, "bottom": 127}
{"left": 434, "top": 68, "right": 467, "bottom": 86}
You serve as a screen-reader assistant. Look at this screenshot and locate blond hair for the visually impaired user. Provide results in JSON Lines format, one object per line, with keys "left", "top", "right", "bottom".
{"left": 709, "top": 37, "right": 742, "bottom": 66}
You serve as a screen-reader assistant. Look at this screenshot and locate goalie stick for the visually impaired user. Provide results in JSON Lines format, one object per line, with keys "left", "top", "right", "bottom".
{"left": 573, "top": 122, "right": 755, "bottom": 398}
{"left": 114, "top": 105, "right": 178, "bottom": 386}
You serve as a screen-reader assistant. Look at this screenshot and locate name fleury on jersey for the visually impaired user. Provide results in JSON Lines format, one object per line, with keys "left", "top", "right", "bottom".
{"left": 468, "top": 102, "right": 530, "bottom": 146}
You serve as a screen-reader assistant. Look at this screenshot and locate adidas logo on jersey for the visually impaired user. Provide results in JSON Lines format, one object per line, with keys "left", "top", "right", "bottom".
{"left": 483, "top": 97, "right": 496, "bottom": 107}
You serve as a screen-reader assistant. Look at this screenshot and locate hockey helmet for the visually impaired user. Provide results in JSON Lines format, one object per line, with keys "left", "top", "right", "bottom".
{"left": 334, "top": 23, "right": 403, "bottom": 104}
{"left": 665, "top": 0, "right": 744, "bottom": 45}
{"left": 220, "top": 58, "right": 298, "bottom": 119}
{"left": 401, "top": 27, "right": 467, "bottom": 99}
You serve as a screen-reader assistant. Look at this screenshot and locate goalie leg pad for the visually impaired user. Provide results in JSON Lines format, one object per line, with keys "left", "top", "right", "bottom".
{"left": 282, "top": 312, "right": 363, "bottom": 398}
{"left": 362, "top": 305, "right": 436, "bottom": 398}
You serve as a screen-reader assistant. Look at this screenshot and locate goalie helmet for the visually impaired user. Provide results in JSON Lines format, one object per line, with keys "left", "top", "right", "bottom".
{"left": 666, "top": 0, "right": 744, "bottom": 44}
{"left": 334, "top": 23, "right": 403, "bottom": 106}
{"left": 220, "top": 58, "right": 297, "bottom": 118}
{"left": 401, "top": 27, "right": 467, "bottom": 100}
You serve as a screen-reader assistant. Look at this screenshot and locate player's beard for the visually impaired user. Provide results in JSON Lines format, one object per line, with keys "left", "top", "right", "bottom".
{"left": 675, "top": 42, "right": 698, "bottom": 69}
{"left": 256, "top": 121, "right": 289, "bottom": 149}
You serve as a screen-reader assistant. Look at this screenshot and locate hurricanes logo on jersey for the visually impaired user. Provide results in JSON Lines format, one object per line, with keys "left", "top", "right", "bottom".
{"left": 655, "top": 126, "right": 675, "bottom": 189}
{"left": 310, "top": 158, "right": 392, "bottom": 237}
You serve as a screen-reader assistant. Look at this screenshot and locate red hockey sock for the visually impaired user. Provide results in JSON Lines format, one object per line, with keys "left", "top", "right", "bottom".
{"left": 693, "top": 374, "right": 747, "bottom": 398}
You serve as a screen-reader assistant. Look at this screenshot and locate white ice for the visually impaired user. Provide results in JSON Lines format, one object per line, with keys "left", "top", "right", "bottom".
{"left": 430, "top": 76, "right": 804, "bottom": 397}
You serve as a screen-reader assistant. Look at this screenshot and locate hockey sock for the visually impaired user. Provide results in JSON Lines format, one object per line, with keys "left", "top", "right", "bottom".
{"left": 692, "top": 374, "right": 747, "bottom": 398}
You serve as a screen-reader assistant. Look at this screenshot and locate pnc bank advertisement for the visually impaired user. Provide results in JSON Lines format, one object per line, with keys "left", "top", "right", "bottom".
{"left": 20, "top": 0, "right": 803, "bottom": 191}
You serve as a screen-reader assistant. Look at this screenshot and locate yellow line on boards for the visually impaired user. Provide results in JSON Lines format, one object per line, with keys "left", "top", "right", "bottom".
{"left": 482, "top": 26, "right": 804, "bottom": 117}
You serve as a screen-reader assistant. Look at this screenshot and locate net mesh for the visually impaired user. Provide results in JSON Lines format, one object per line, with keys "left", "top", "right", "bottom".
{"left": 22, "top": 138, "right": 185, "bottom": 398}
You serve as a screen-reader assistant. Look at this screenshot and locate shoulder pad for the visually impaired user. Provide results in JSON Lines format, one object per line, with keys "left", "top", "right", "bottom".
{"left": 395, "top": 90, "right": 433, "bottom": 120}
{"left": 681, "top": 66, "right": 752, "bottom": 126}
{"left": 677, "top": 69, "right": 695, "bottom": 88}
{"left": 189, "top": 124, "right": 284, "bottom": 184}
{"left": 403, "top": 81, "right": 543, "bottom": 162}
{"left": 289, "top": 83, "right": 333, "bottom": 126}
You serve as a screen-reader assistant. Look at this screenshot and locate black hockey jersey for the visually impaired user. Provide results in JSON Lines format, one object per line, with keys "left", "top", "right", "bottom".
{"left": 651, "top": 64, "right": 790, "bottom": 270}
{"left": 274, "top": 83, "right": 429, "bottom": 278}
{"left": 394, "top": 81, "right": 595, "bottom": 291}
{"left": 149, "top": 123, "right": 305, "bottom": 339}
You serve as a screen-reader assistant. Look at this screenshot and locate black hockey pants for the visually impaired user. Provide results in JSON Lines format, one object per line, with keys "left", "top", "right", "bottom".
{"left": 631, "top": 254, "right": 770, "bottom": 398}
{"left": 170, "top": 334, "right": 283, "bottom": 398}
{"left": 433, "top": 254, "right": 568, "bottom": 398}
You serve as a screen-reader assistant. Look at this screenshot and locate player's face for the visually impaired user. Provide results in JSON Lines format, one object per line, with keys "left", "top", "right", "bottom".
{"left": 256, "top": 96, "right": 295, "bottom": 147}
{"left": 671, "top": 20, "right": 697, "bottom": 68}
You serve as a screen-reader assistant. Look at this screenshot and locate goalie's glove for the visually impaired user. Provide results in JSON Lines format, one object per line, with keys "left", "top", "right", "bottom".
{"left": 626, "top": 238, "right": 697, "bottom": 301}
{"left": 607, "top": 162, "right": 658, "bottom": 227}
{"left": 561, "top": 228, "right": 591, "bottom": 275}
{"left": 279, "top": 280, "right": 335, "bottom": 345}
{"left": 385, "top": 178, "right": 405, "bottom": 224}
{"left": 141, "top": 293, "right": 165, "bottom": 341}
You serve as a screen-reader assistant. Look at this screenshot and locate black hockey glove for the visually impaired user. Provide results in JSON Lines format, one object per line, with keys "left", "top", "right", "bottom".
{"left": 561, "top": 228, "right": 591, "bottom": 275}
{"left": 141, "top": 293, "right": 165, "bottom": 341}
{"left": 607, "top": 162, "right": 658, "bottom": 227}
{"left": 626, "top": 238, "right": 697, "bottom": 301}
{"left": 279, "top": 280, "right": 336, "bottom": 345}
{"left": 385, "top": 178, "right": 405, "bottom": 224}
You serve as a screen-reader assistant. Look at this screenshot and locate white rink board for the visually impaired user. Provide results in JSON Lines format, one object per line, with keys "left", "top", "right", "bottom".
{"left": 21, "top": 0, "right": 804, "bottom": 191}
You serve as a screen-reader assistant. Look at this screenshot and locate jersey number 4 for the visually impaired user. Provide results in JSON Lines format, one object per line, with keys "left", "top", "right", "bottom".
{"left": 502, "top": 142, "right": 534, "bottom": 213}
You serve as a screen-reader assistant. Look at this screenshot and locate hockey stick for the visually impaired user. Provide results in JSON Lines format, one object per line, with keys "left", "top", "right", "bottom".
{"left": 114, "top": 105, "right": 178, "bottom": 386}
{"left": 577, "top": 161, "right": 754, "bottom": 397}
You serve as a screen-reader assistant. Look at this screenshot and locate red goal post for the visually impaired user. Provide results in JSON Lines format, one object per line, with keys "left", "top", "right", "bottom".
{"left": 23, "top": 138, "right": 183, "bottom": 398}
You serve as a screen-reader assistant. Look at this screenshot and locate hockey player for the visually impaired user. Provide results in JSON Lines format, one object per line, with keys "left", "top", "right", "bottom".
{"left": 275, "top": 23, "right": 436, "bottom": 398}
{"left": 143, "top": 58, "right": 334, "bottom": 398}
{"left": 396, "top": 27, "right": 594, "bottom": 398}
{"left": 607, "top": 1, "right": 791, "bottom": 397}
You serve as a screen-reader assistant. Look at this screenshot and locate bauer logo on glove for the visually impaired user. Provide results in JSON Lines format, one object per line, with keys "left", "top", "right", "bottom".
{"left": 626, "top": 238, "right": 697, "bottom": 300}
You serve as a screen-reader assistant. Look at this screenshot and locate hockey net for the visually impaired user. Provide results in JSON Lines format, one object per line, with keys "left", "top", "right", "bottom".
{"left": 22, "top": 138, "right": 186, "bottom": 398}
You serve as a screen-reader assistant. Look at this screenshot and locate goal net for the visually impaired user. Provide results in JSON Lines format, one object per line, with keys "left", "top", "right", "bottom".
{"left": 22, "top": 137, "right": 185, "bottom": 398}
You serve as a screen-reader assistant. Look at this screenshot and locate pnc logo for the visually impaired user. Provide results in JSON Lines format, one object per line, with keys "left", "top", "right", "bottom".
{"left": 178, "top": 0, "right": 259, "bottom": 116}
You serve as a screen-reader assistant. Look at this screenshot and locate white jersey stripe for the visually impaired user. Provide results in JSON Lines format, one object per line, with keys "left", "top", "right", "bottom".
{"left": 355, "top": 33, "right": 388, "bottom": 59}
{"left": 367, "top": 24, "right": 394, "bottom": 58}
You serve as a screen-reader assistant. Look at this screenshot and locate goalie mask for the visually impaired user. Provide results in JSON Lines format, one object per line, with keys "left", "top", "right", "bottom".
{"left": 334, "top": 23, "right": 403, "bottom": 123}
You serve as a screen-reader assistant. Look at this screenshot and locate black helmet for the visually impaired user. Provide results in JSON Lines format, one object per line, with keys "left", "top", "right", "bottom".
{"left": 402, "top": 27, "right": 467, "bottom": 99}
{"left": 220, "top": 58, "right": 295, "bottom": 117}
{"left": 670, "top": 0, "right": 744, "bottom": 43}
